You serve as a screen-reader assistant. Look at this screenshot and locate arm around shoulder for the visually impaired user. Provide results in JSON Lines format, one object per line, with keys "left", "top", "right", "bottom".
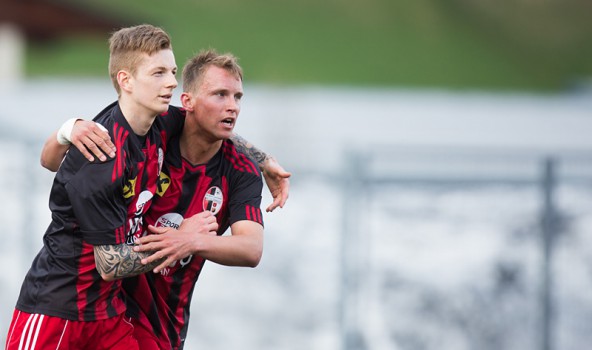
{"left": 40, "top": 131, "right": 71, "bottom": 172}
{"left": 40, "top": 119, "right": 117, "bottom": 172}
{"left": 229, "top": 134, "right": 291, "bottom": 212}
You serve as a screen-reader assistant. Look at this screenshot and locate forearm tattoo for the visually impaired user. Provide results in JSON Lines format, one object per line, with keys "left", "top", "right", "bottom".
{"left": 94, "top": 244, "right": 163, "bottom": 280}
{"left": 230, "top": 134, "right": 269, "bottom": 167}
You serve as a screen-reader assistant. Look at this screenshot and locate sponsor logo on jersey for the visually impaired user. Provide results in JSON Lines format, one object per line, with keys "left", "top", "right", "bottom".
{"left": 125, "top": 190, "right": 155, "bottom": 244}
{"left": 155, "top": 212, "right": 183, "bottom": 229}
{"left": 135, "top": 190, "right": 154, "bottom": 215}
{"left": 203, "top": 186, "right": 223, "bottom": 215}
{"left": 123, "top": 177, "right": 137, "bottom": 198}
{"left": 156, "top": 171, "right": 171, "bottom": 196}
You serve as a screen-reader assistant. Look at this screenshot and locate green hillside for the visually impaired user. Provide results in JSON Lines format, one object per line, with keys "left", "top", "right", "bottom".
{"left": 25, "top": 0, "right": 592, "bottom": 91}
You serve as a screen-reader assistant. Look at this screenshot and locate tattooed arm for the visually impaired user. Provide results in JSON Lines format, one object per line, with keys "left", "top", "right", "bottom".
{"left": 94, "top": 244, "right": 164, "bottom": 281}
{"left": 230, "top": 134, "right": 292, "bottom": 212}
{"left": 230, "top": 133, "right": 270, "bottom": 167}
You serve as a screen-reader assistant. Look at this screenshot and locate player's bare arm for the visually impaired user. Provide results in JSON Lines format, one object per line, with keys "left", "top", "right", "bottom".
{"left": 40, "top": 131, "right": 72, "bottom": 171}
{"left": 230, "top": 134, "right": 292, "bottom": 211}
{"left": 229, "top": 133, "right": 269, "bottom": 166}
{"left": 136, "top": 218, "right": 263, "bottom": 273}
{"left": 94, "top": 244, "right": 164, "bottom": 281}
{"left": 41, "top": 120, "right": 292, "bottom": 211}
{"left": 196, "top": 220, "right": 263, "bottom": 267}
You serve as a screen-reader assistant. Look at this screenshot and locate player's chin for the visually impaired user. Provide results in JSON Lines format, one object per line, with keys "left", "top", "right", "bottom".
{"left": 149, "top": 105, "right": 167, "bottom": 116}
{"left": 218, "top": 128, "right": 234, "bottom": 139}
{"left": 220, "top": 132, "right": 233, "bottom": 140}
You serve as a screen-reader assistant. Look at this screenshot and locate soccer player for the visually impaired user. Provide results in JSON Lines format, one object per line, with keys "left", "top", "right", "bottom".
{"left": 125, "top": 49, "right": 271, "bottom": 349}
{"left": 5, "top": 24, "right": 181, "bottom": 349}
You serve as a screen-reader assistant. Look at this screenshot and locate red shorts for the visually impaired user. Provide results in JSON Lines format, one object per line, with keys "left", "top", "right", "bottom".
{"left": 5, "top": 309, "right": 139, "bottom": 350}
{"left": 131, "top": 318, "right": 162, "bottom": 350}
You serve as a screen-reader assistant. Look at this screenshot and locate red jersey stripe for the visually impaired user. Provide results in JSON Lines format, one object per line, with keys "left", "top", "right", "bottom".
{"left": 112, "top": 123, "right": 128, "bottom": 182}
{"left": 223, "top": 142, "right": 259, "bottom": 175}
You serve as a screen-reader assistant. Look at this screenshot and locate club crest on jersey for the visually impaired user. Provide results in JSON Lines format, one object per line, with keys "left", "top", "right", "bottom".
{"left": 203, "top": 186, "right": 223, "bottom": 215}
{"left": 123, "top": 177, "right": 137, "bottom": 198}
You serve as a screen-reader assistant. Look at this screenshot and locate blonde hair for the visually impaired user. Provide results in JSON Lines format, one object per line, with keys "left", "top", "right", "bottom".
{"left": 182, "top": 49, "right": 242, "bottom": 93}
{"left": 108, "top": 24, "right": 172, "bottom": 95}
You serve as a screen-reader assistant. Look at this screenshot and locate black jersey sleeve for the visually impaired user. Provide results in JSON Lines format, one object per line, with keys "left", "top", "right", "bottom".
{"left": 227, "top": 166, "right": 264, "bottom": 227}
{"left": 64, "top": 153, "right": 127, "bottom": 245}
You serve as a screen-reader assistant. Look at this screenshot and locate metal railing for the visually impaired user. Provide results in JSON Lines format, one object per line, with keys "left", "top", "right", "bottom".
{"left": 340, "top": 147, "right": 592, "bottom": 350}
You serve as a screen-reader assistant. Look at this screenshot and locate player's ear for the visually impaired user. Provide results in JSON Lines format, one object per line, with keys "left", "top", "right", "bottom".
{"left": 117, "top": 70, "right": 132, "bottom": 93}
{"left": 180, "top": 92, "right": 194, "bottom": 111}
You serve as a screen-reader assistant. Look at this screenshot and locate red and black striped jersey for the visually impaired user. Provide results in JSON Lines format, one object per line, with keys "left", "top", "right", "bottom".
{"left": 15, "top": 102, "right": 185, "bottom": 321}
{"left": 123, "top": 138, "right": 264, "bottom": 350}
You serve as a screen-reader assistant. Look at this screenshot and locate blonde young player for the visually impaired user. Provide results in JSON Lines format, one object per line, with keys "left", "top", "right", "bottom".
{"left": 6, "top": 24, "right": 181, "bottom": 349}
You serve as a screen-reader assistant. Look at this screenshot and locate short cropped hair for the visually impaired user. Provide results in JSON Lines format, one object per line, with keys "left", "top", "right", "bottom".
{"left": 182, "top": 49, "right": 243, "bottom": 94}
{"left": 108, "top": 24, "right": 172, "bottom": 95}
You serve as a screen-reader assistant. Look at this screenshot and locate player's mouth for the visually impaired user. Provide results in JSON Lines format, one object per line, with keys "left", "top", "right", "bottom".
{"left": 159, "top": 94, "right": 172, "bottom": 102}
{"left": 221, "top": 118, "right": 235, "bottom": 128}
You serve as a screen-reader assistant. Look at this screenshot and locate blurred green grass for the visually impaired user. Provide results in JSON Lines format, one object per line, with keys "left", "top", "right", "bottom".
{"left": 25, "top": 0, "right": 592, "bottom": 91}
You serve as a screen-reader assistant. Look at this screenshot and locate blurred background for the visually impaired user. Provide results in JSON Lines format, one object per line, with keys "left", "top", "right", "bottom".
{"left": 1, "top": 0, "right": 592, "bottom": 349}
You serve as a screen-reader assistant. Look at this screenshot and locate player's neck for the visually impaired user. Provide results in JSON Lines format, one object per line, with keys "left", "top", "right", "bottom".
{"left": 180, "top": 131, "right": 222, "bottom": 165}
{"left": 118, "top": 98, "right": 159, "bottom": 136}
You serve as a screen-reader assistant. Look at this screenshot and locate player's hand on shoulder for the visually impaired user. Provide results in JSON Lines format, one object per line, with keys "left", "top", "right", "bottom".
{"left": 71, "top": 120, "right": 116, "bottom": 162}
